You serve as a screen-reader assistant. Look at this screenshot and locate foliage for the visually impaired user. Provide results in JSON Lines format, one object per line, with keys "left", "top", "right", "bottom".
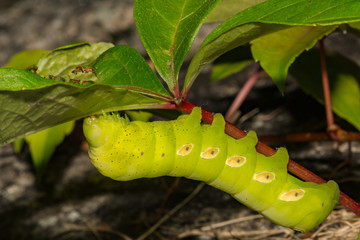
{"left": 1, "top": 0, "right": 359, "bottom": 144}
{"left": 0, "top": 0, "right": 360, "bottom": 229}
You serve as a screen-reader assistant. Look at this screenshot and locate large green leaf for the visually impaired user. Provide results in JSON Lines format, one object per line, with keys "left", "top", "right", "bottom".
{"left": 184, "top": 0, "right": 360, "bottom": 97}
{"left": 4, "top": 48, "right": 73, "bottom": 167}
{"left": 31, "top": 43, "right": 111, "bottom": 162}
{"left": 290, "top": 50, "right": 360, "bottom": 130}
{"left": 0, "top": 68, "right": 168, "bottom": 145}
{"left": 4, "top": 43, "right": 113, "bottom": 167}
{"left": 36, "top": 42, "right": 114, "bottom": 82}
{"left": 94, "top": 45, "right": 171, "bottom": 98}
{"left": 134, "top": 0, "right": 220, "bottom": 95}
{"left": 25, "top": 121, "right": 75, "bottom": 176}
{"left": 205, "top": 0, "right": 267, "bottom": 23}
{"left": 251, "top": 25, "right": 337, "bottom": 93}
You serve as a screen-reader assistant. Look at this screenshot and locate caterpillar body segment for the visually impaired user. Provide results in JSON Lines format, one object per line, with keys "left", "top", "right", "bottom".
{"left": 84, "top": 107, "right": 339, "bottom": 232}
{"left": 233, "top": 148, "right": 289, "bottom": 212}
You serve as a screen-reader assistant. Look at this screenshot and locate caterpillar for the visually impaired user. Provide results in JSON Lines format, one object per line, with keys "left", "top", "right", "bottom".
{"left": 83, "top": 107, "right": 339, "bottom": 232}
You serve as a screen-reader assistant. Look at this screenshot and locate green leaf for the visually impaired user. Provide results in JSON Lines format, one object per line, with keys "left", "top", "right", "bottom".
{"left": 349, "top": 21, "right": 360, "bottom": 30}
{"left": 3, "top": 49, "right": 49, "bottom": 69}
{"left": 347, "top": 21, "right": 360, "bottom": 37}
{"left": 290, "top": 50, "right": 360, "bottom": 130}
{"left": 13, "top": 139, "right": 24, "bottom": 153}
{"left": 36, "top": 42, "right": 114, "bottom": 82}
{"left": 25, "top": 121, "right": 75, "bottom": 176}
{"left": 251, "top": 25, "right": 337, "bottom": 93}
{"left": 0, "top": 68, "right": 168, "bottom": 145}
{"left": 205, "top": 0, "right": 267, "bottom": 23}
{"left": 0, "top": 68, "right": 59, "bottom": 90}
{"left": 184, "top": 24, "right": 287, "bottom": 96}
{"left": 184, "top": 0, "right": 360, "bottom": 96}
{"left": 4, "top": 48, "right": 76, "bottom": 167}
{"left": 134, "top": 0, "right": 220, "bottom": 95}
{"left": 210, "top": 46, "right": 253, "bottom": 82}
{"left": 52, "top": 42, "right": 89, "bottom": 51}
{"left": 94, "top": 45, "right": 171, "bottom": 98}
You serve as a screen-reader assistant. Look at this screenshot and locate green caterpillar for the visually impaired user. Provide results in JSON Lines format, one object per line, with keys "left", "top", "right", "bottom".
{"left": 83, "top": 107, "right": 339, "bottom": 232}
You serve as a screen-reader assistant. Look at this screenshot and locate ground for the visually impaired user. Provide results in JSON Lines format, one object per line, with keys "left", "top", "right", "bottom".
{"left": 0, "top": 1, "right": 360, "bottom": 239}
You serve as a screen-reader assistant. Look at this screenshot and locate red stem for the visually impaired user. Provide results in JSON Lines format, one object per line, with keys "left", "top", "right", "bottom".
{"left": 319, "top": 39, "right": 338, "bottom": 140}
{"left": 177, "top": 101, "right": 360, "bottom": 217}
{"left": 173, "top": 85, "right": 181, "bottom": 100}
{"left": 225, "top": 69, "right": 261, "bottom": 121}
{"left": 259, "top": 131, "right": 360, "bottom": 143}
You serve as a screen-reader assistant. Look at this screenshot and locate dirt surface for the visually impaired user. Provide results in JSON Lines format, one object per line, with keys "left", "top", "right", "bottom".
{"left": 1, "top": 1, "right": 360, "bottom": 240}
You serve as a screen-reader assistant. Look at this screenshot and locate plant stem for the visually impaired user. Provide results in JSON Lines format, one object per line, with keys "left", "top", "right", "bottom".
{"left": 319, "top": 38, "right": 338, "bottom": 140}
{"left": 178, "top": 101, "right": 360, "bottom": 217}
{"left": 259, "top": 131, "right": 360, "bottom": 143}
{"left": 225, "top": 68, "right": 261, "bottom": 122}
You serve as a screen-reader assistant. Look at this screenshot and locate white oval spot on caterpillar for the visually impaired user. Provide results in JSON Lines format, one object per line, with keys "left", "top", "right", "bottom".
{"left": 253, "top": 172, "right": 275, "bottom": 183}
{"left": 225, "top": 155, "right": 246, "bottom": 167}
{"left": 177, "top": 143, "right": 193, "bottom": 156}
{"left": 200, "top": 147, "right": 220, "bottom": 159}
{"left": 279, "top": 189, "right": 305, "bottom": 201}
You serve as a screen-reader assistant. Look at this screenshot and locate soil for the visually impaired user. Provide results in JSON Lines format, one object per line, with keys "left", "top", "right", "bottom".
{"left": 0, "top": 1, "right": 360, "bottom": 240}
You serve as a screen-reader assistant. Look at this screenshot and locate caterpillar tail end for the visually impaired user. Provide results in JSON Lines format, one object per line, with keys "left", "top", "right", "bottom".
{"left": 293, "top": 180, "right": 340, "bottom": 233}
{"left": 261, "top": 179, "right": 340, "bottom": 233}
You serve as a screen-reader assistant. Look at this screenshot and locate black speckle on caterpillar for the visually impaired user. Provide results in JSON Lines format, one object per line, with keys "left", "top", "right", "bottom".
{"left": 83, "top": 107, "right": 339, "bottom": 233}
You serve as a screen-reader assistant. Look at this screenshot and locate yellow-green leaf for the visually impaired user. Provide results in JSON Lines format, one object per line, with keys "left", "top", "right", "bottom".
{"left": 3, "top": 49, "right": 49, "bottom": 69}
{"left": 251, "top": 25, "right": 337, "bottom": 93}
{"left": 25, "top": 121, "right": 75, "bottom": 176}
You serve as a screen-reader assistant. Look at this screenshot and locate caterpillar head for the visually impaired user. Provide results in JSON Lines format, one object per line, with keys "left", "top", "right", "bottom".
{"left": 83, "top": 113, "right": 127, "bottom": 148}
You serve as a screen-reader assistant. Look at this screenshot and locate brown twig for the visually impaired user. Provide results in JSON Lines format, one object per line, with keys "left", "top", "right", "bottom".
{"left": 160, "top": 177, "right": 181, "bottom": 210}
{"left": 178, "top": 228, "right": 295, "bottom": 239}
{"left": 225, "top": 68, "right": 262, "bottom": 122}
{"left": 177, "top": 101, "right": 360, "bottom": 217}
{"left": 172, "top": 207, "right": 360, "bottom": 240}
{"left": 200, "top": 215, "right": 264, "bottom": 231}
{"left": 136, "top": 182, "right": 205, "bottom": 240}
{"left": 63, "top": 223, "right": 133, "bottom": 240}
